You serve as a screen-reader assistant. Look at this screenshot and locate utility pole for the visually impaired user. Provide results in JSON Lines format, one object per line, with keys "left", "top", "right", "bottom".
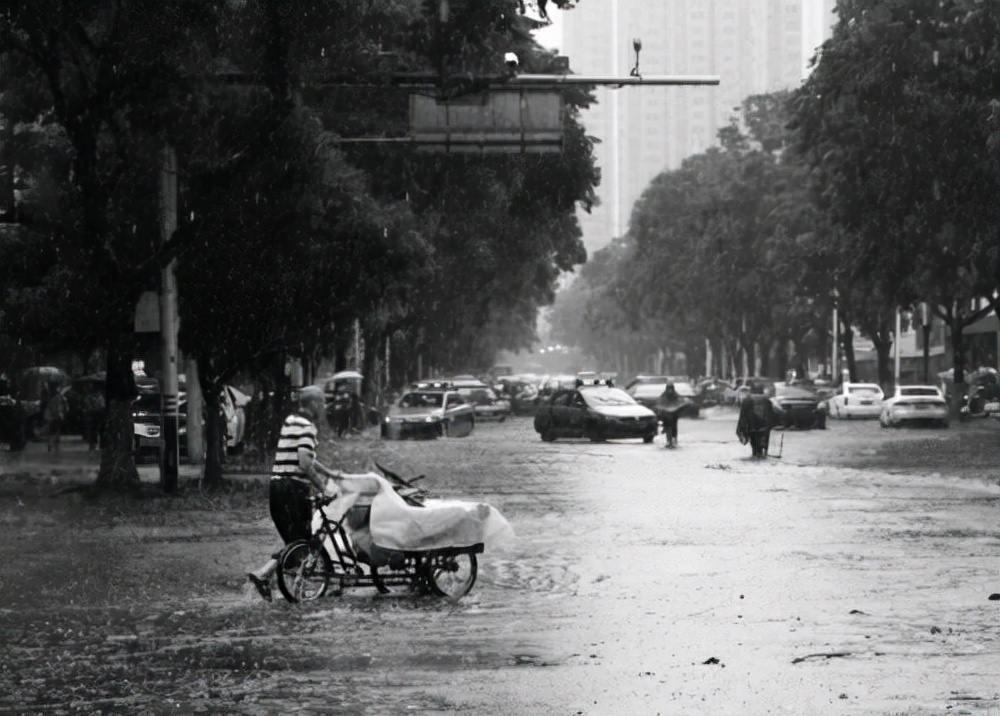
{"left": 832, "top": 290, "right": 839, "bottom": 382}
{"left": 159, "top": 145, "right": 180, "bottom": 493}
{"left": 893, "top": 308, "right": 902, "bottom": 390}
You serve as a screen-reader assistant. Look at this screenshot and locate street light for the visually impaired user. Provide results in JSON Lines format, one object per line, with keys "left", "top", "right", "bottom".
{"left": 920, "top": 301, "right": 932, "bottom": 383}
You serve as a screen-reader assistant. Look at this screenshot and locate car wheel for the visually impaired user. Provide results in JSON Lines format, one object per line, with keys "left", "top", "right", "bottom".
{"left": 541, "top": 428, "right": 556, "bottom": 442}
{"left": 642, "top": 433, "right": 654, "bottom": 444}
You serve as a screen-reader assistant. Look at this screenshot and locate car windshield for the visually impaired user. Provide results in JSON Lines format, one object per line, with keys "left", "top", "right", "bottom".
{"left": 631, "top": 384, "right": 667, "bottom": 399}
{"left": 774, "top": 385, "right": 810, "bottom": 397}
{"left": 848, "top": 385, "right": 881, "bottom": 395}
{"left": 398, "top": 391, "right": 443, "bottom": 408}
{"left": 673, "top": 383, "right": 695, "bottom": 397}
{"left": 581, "top": 388, "right": 637, "bottom": 407}
{"left": 900, "top": 387, "right": 939, "bottom": 397}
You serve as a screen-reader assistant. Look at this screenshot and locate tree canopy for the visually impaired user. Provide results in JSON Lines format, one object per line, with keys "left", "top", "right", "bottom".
{"left": 1, "top": 0, "right": 599, "bottom": 489}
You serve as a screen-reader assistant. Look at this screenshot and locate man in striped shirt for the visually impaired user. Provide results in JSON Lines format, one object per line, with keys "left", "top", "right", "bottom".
{"left": 248, "top": 385, "right": 340, "bottom": 601}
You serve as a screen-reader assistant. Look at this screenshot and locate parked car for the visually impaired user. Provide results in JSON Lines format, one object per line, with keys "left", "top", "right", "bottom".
{"left": 220, "top": 384, "right": 250, "bottom": 451}
{"left": 960, "top": 368, "right": 1000, "bottom": 420}
{"left": 133, "top": 379, "right": 248, "bottom": 458}
{"left": 381, "top": 385, "right": 475, "bottom": 439}
{"left": 770, "top": 382, "right": 826, "bottom": 429}
{"left": 0, "top": 374, "right": 26, "bottom": 452}
{"left": 17, "top": 366, "right": 71, "bottom": 439}
{"left": 626, "top": 380, "right": 700, "bottom": 418}
{"left": 533, "top": 384, "right": 657, "bottom": 443}
{"left": 787, "top": 377, "right": 836, "bottom": 403}
{"left": 456, "top": 384, "right": 511, "bottom": 422}
{"left": 132, "top": 378, "right": 175, "bottom": 457}
{"left": 824, "top": 382, "right": 885, "bottom": 420}
{"left": 879, "top": 385, "right": 949, "bottom": 428}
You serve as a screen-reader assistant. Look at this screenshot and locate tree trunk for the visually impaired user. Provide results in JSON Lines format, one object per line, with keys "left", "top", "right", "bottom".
{"left": 951, "top": 319, "right": 966, "bottom": 386}
{"left": 95, "top": 332, "right": 140, "bottom": 490}
{"left": 875, "top": 340, "right": 893, "bottom": 393}
{"left": 841, "top": 324, "right": 857, "bottom": 383}
{"left": 360, "top": 324, "right": 382, "bottom": 407}
{"left": 199, "top": 379, "right": 226, "bottom": 490}
{"left": 742, "top": 337, "right": 757, "bottom": 377}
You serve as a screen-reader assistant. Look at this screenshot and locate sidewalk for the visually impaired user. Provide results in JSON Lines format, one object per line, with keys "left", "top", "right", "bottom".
{"left": 0, "top": 435, "right": 217, "bottom": 486}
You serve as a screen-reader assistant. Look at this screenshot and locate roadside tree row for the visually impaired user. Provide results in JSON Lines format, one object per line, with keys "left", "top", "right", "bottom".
{"left": 549, "top": 0, "right": 999, "bottom": 389}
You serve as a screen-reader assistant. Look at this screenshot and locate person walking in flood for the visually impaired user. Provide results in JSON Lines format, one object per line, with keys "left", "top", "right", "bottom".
{"left": 736, "top": 384, "right": 783, "bottom": 458}
{"left": 655, "top": 382, "right": 692, "bottom": 449}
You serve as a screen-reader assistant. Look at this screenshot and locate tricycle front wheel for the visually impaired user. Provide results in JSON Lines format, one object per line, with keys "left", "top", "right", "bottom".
{"left": 277, "top": 541, "right": 332, "bottom": 603}
{"left": 422, "top": 551, "right": 478, "bottom": 600}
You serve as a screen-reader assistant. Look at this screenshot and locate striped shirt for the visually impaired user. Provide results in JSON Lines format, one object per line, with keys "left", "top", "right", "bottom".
{"left": 271, "top": 413, "right": 318, "bottom": 484}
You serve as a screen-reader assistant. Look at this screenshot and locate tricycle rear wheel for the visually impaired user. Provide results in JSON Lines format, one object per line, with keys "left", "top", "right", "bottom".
{"left": 422, "top": 551, "right": 477, "bottom": 600}
{"left": 277, "top": 541, "right": 332, "bottom": 603}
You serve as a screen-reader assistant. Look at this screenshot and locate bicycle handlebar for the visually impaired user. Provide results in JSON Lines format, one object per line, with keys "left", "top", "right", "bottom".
{"left": 310, "top": 493, "right": 336, "bottom": 507}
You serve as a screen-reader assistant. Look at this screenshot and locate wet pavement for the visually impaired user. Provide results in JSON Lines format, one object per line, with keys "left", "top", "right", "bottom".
{"left": 1, "top": 411, "right": 998, "bottom": 715}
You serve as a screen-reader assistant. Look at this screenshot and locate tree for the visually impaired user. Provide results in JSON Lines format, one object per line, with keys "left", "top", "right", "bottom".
{"left": 790, "top": 0, "right": 1000, "bottom": 385}
{"left": 2, "top": 1, "right": 223, "bottom": 490}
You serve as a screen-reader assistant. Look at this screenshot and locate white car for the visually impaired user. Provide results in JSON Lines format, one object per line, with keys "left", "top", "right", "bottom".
{"left": 824, "top": 382, "right": 885, "bottom": 419}
{"left": 879, "top": 385, "right": 949, "bottom": 428}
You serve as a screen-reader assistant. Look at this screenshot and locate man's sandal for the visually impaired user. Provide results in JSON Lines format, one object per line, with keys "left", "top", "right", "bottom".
{"left": 247, "top": 573, "right": 272, "bottom": 602}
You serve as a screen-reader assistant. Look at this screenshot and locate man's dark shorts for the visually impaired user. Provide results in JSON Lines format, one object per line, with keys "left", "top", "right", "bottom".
{"left": 269, "top": 478, "right": 313, "bottom": 544}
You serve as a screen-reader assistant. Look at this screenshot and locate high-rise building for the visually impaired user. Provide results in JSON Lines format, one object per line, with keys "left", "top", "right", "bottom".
{"left": 556, "top": 0, "right": 837, "bottom": 253}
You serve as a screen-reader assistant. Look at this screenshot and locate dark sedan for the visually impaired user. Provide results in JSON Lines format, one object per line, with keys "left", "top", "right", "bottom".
{"left": 626, "top": 381, "right": 700, "bottom": 418}
{"left": 533, "top": 386, "right": 657, "bottom": 443}
{"left": 771, "top": 383, "right": 827, "bottom": 429}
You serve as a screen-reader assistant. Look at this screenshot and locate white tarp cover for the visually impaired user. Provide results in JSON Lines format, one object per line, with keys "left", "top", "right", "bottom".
{"left": 323, "top": 472, "right": 513, "bottom": 552}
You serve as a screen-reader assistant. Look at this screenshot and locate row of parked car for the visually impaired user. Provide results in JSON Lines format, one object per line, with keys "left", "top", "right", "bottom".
{"left": 379, "top": 376, "right": 515, "bottom": 440}
{"left": 0, "top": 365, "right": 251, "bottom": 456}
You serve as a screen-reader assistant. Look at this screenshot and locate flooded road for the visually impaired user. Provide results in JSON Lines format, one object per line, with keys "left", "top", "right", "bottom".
{"left": 2, "top": 411, "right": 998, "bottom": 714}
